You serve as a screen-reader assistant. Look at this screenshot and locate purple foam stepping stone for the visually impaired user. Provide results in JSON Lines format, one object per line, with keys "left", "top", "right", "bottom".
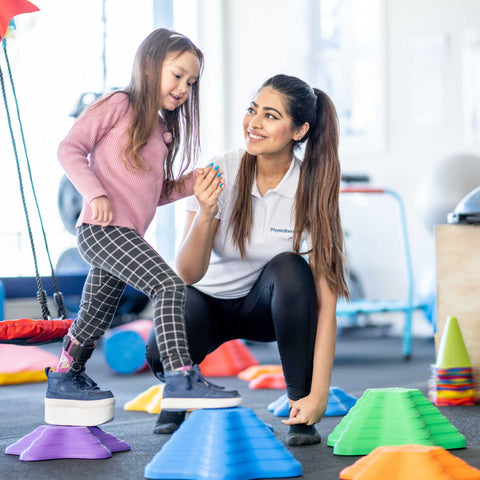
{"left": 88, "top": 426, "right": 130, "bottom": 453}
{"left": 5, "top": 425, "right": 49, "bottom": 456}
{"left": 6, "top": 425, "right": 130, "bottom": 462}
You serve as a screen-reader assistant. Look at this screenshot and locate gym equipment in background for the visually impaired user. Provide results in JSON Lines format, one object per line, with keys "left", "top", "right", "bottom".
{"left": 416, "top": 153, "right": 480, "bottom": 231}
{"left": 336, "top": 187, "right": 426, "bottom": 360}
{"left": 448, "top": 185, "right": 480, "bottom": 224}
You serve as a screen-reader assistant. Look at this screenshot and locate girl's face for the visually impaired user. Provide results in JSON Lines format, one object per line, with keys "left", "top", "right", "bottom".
{"left": 243, "top": 86, "right": 307, "bottom": 160}
{"left": 158, "top": 50, "right": 201, "bottom": 111}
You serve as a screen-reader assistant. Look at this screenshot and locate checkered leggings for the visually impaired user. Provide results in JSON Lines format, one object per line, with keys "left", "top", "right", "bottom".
{"left": 71, "top": 224, "right": 192, "bottom": 371}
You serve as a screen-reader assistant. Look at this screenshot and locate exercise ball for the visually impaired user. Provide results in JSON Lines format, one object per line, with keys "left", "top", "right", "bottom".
{"left": 416, "top": 153, "right": 480, "bottom": 231}
{"left": 58, "top": 175, "right": 83, "bottom": 235}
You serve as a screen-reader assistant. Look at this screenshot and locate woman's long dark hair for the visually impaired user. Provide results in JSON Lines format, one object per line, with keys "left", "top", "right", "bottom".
{"left": 229, "top": 74, "right": 349, "bottom": 299}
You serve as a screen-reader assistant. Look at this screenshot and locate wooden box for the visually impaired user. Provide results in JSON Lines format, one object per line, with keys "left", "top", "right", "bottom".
{"left": 435, "top": 224, "right": 480, "bottom": 380}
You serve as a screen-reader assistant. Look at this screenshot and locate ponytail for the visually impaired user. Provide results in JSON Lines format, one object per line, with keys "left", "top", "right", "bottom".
{"left": 294, "top": 89, "right": 349, "bottom": 299}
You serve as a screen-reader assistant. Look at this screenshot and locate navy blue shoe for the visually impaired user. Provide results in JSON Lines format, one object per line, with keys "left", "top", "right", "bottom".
{"left": 44, "top": 367, "right": 115, "bottom": 426}
{"left": 161, "top": 365, "right": 242, "bottom": 411}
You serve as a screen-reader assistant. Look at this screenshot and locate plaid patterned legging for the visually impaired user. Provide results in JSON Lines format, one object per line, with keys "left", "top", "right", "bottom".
{"left": 70, "top": 224, "right": 192, "bottom": 371}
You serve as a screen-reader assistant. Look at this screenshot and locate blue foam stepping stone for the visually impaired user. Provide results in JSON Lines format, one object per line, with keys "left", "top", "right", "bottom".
{"left": 267, "top": 393, "right": 289, "bottom": 416}
{"left": 144, "top": 407, "right": 302, "bottom": 480}
{"left": 267, "top": 387, "right": 357, "bottom": 417}
{"left": 326, "top": 387, "right": 357, "bottom": 416}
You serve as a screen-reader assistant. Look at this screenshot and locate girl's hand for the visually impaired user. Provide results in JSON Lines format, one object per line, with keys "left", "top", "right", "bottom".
{"left": 193, "top": 164, "right": 224, "bottom": 218}
{"left": 282, "top": 393, "right": 328, "bottom": 426}
{"left": 90, "top": 195, "right": 114, "bottom": 227}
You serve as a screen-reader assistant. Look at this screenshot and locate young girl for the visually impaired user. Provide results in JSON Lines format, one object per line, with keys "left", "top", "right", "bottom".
{"left": 45, "top": 28, "right": 241, "bottom": 427}
{"left": 146, "top": 74, "right": 349, "bottom": 445}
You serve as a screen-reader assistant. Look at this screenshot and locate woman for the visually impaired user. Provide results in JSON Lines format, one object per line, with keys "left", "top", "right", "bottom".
{"left": 146, "top": 73, "right": 349, "bottom": 445}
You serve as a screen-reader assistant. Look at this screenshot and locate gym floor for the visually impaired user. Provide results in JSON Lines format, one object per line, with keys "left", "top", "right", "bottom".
{"left": 1, "top": 329, "right": 480, "bottom": 480}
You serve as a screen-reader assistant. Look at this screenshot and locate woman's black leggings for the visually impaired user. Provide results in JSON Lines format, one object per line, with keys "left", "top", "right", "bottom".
{"left": 146, "top": 252, "right": 318, "bottom": 400}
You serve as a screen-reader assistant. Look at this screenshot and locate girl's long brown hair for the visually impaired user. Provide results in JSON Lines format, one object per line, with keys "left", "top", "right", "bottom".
{"left": 89, "top": 29, "right": 203, "bottom": 197}
{"left": 229, "top": 74, "right": 349, "bottom": 299}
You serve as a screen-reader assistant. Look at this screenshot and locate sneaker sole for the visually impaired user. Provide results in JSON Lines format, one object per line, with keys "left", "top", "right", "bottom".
{"left": 160, "top": 396, "right": 242, "bottom": 410}
{"left": 44, "top": 397, "right": 115, "bottom": 426}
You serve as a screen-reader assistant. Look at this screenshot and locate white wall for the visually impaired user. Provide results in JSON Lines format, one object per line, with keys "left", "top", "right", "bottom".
{"left": 372, "top": 0, "right": 480, "bottom": 301}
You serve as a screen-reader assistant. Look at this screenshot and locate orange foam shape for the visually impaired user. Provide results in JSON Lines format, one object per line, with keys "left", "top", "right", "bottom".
{"left": 199, "top": 340, "right": 258, "bottom": 376}
{"left": 340, "top": 444, "right": 480, "bottom": 480}
{"left": 0, "top": 344, "right": 58, "bottom": 385}
{"left": 238, "top": 364, "right": 283, "bottom": 381}
{"left": 249, "top": 372, "right": 286, "bottom": 390}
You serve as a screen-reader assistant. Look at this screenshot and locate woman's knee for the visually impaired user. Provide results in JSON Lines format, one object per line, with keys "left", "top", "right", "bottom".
{"left": 264, "top": 253, "right": 314, "bottom": 294}
{"left": 145, "top": 326, "right": 163, "bottom": 376}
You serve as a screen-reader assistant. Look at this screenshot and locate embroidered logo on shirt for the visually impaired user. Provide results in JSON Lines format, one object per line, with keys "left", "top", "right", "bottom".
{"left": 270, "top": 227, "right": 294, "bottom": 234}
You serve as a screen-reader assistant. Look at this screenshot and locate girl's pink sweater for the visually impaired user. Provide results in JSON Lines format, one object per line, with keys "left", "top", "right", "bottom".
{"left": 58, "top": 92, "right": 194, "bottom": 236}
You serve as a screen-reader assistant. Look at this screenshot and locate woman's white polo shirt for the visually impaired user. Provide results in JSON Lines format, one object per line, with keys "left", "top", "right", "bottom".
{"left": 185, "top": 149, "right": 310, "bottom": 299}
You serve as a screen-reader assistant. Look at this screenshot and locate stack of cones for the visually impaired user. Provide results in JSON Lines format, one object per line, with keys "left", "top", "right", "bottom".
{"left": 429, "top": 316, "right": 476, "bottom": 406}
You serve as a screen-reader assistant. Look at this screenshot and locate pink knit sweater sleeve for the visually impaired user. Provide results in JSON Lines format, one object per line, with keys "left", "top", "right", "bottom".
{"left": 158, "top": 171, "right": 195, "bottom": 206}
{"left": 57, "top": 93, "right": 130, "bottom": 203}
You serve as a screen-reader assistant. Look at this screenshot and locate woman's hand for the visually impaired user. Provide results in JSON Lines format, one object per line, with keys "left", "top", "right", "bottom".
{"left": 193, "top": 164, "right": 224, "bottom": 218}
{"left": 90, "top": 195, "right": 113, "bottom": 227}
{"left": 282, "top": 392, "right": 328, "bottom": 426}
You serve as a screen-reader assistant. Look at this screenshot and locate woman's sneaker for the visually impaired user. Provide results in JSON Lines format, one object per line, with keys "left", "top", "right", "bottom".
{"left": 44, "top": 367, "right": 115, "bottom": 426}
{"left": 161, "top": 365, "right": 242, "bottom": 410}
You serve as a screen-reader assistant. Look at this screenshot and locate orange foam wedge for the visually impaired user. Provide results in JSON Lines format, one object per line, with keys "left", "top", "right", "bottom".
{"left": 249, "top": 372, "right": 286, "bottom": 390}
{"left": 199, "top": 340, "right": 258, "bottom": 376}
{"left": 340, "top": 444, "right": 480, "bottom": 480}
{"left": 238, "top": 364, "right": 283, "bottom": 381}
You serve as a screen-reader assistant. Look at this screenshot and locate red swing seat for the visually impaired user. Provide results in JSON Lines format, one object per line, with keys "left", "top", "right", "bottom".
{"left": 0, "top": 318, "right": 73, "bottom": 345}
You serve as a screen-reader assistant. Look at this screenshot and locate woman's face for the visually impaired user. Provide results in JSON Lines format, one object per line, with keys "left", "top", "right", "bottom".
{"left": 243, "top": 86, "right": 305, "bottom": 159}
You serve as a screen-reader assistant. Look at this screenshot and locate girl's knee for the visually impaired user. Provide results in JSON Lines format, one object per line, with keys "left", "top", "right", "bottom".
{"left": 150, "top": 276, "right": 186, "bottom": 300}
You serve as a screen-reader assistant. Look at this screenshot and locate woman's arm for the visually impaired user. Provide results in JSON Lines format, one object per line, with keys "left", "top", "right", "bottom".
{"left": 175, "top": 166, "right": 223, "bottom": 284}
{"left": 283, "top": 265, "right": 337, "bottom": 426}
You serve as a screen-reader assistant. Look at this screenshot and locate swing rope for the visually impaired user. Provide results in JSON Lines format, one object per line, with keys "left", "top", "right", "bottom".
{"left": 1, "top": 40, "right": 66, "bottom": 320}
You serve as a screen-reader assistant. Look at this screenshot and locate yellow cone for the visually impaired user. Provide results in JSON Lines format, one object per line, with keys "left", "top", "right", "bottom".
{"left": 436, "top": 317, "right": 472, "bottom": 369}
{"left": 124, "top": 384, "right": 163, "bottom": 414}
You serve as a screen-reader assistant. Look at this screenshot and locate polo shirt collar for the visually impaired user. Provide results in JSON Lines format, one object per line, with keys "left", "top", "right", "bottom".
{"left": 251, "top": 155, "right": 300, "bottom": 199}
